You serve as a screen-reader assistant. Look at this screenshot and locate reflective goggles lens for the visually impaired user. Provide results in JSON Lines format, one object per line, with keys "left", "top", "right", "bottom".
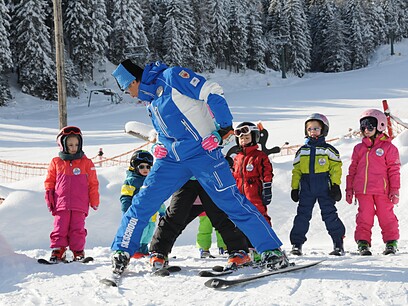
{"left": 234, "top": 125, "right": 258, "bottom": 137}
{"left": 360, "top": 119, "right": 375, "bottom": 132}
{"left": 137, "top": 164, "right": 151, "bottom": 170}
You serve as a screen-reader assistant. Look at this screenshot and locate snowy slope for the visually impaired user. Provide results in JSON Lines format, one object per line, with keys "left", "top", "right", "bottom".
{"left": 0, "top": 40, "right": 407, "bottom": 305}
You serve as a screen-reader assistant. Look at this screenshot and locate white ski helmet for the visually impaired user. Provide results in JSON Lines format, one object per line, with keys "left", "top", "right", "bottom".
{"left": 305, "top": 113, "right": 329, "bottom": 137}
{"left": 360, "top": 109, "right": 387, "bottom": 132}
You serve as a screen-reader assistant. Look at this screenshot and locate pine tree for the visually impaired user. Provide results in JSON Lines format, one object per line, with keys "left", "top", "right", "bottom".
{"left": 91, "top": 0, "right": 111, "bottom": 72}
{"left": 162, "top": 0, "right": 183, "bottom": 66}
{"left": 0, "top": 0, "right": 13, "bottom": 106}
{"left": 286, "top": 0, "right": 311, "bottom": 77}
{"left": 109, "top": 0, "right": 149, "bottom": 65}
{"left": 227, "top": 1, "right": 248, "bottom": 72}
{"left": 246, "top": 1, "right": 266, "bottom": 73}
{"left": 208, "top": 0, "right": 230, "bottom": 69}
{"left": 13, "top": 0, "right": 57, "bottom": 100}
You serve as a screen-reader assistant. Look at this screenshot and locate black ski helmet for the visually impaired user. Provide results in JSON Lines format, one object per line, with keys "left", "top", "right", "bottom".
{"left": 304, "top": 113, "right": 329, "bottom": 137}
{"left": 56, "top": 126, "right": 83, "bottom": 153}
{"left": 235, "top": 122, "right": 260, "bottom": 147}
{"left": 130, "top": 150, "right": 154, "bottom": 170}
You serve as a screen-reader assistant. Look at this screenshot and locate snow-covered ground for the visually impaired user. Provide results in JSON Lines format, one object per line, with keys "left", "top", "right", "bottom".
{"left": 0, "top": 40, "right": 407, "bottom": 305}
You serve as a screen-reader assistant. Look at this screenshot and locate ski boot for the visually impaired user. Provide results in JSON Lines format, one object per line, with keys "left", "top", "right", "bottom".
{"left": 249, "top": 248, "right": 262, "bottom": 263}
{"left": 111, "top": 250, "right": 130, "bottom": 274}
{"left": 218, "top": 247, "right": 225, "bottom": 255}
{"left": 49, "top": 247, "right": 67, "bottom": 263}
{"left": 226, "top": 250, "right": 252, "bottom": 270}
{"left": 290, "top": 244, "right": 303, "bottom": 256}
{"left": 72, "top": 250, "right": 85, "bottom": 261}
{"left": 199, "top": 248, "right": 212, "bottom": 259}
{"left": 149, "top": 252, "right": 168, "bottom": 270}
{"left": 329, "top": 239, "right": 345, "bottom": 256}
{"left": 383, "top": 240, "right": 398, "bottom": 255}
{"left": 357, "top": 240, "right": 372, "bottom": 256}
{"left": 260, "top": 248, "right": 289, "bottom": 270}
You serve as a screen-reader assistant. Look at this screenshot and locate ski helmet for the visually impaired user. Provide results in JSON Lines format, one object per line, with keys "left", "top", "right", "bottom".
{"left": 360, "top": 109, "right": 387, "bottom": 132}
{"left": 130, "top": 150, "right": 154, "bottom": 170}
{"left": 305, "top": 113, "right": 329, "bottom": 137}
{"left": 234, "top": 122, "right": 260, "bottom": 147}
{"left": 56, "top": 126, "right": 83, "bottom": 153}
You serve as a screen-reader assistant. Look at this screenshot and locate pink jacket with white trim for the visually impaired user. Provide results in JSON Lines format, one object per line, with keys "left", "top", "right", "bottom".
{"left": 346, "top": 133, "right": 400, "bottom": 196}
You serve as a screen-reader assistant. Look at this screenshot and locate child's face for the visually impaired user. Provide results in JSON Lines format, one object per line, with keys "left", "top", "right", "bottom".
{"left": 362, "top": 126, "right": 376, "bottom": 138}
{"left": 306, "top": 121, "right": 322, "bottom": 138}
{"left": 239, "top": 134, "right": 252, "bottom": 146}
{"left": 137, "top": 163, "right": 151, "bottom": 176}
{"left": 66, "top": 136, "right": 79, "bottom": 154}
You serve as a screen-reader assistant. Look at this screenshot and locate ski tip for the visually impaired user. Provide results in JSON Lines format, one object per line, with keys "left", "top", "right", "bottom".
{"left": 204, "top": 278, "right": 225, "bottom": 289}
{"left": 100, "top": 278, "right": 118, "bottom": 287}
{"left": 199, "top": 270, "right": 214, "bottom": 277}
{"left": 212, "top": 265, "right": 224, "bottom": 272}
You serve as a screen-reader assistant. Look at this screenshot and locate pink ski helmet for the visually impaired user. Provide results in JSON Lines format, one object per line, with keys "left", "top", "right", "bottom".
{"left": 360, "top": 109, "right": 387, "bottom": 132}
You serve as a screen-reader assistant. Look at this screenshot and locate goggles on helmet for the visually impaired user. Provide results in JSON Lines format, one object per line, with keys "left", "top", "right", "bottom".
{"left": 59, "top": 126, "right": 82, "bottom": 136}
{"left": 234, "top": 125, "right": 259, "bottom": 137}
{"left": 134, "top": 151, "right": 154, "bottom": 164}
{"left": 360, "top": 118, "right": 375, "bottom": 132}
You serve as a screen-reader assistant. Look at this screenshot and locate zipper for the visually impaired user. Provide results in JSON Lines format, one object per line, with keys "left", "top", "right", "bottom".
{"left": 363, "top": 150, "right": 370, "bottom": 193}
{"left": 153, "top": 106, "right": 180, "bottom": 161}
{"left": 181, "top": 119, "right": 199, "bottom": 141}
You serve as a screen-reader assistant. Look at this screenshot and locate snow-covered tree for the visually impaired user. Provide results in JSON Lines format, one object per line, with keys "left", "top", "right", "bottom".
{"left": 246, "top": 1, "right": 266, "bottom": 73}
{"left": 91, "top": 0, "right": 111, "bottom": 70}
{"left": 286, "top": 0, "right": 311, "bottom": 77}
{"left": 162, "top": 0, "right": 183, "bottom": 66}
{"left": 13, "top": 0, "right": 57, "bottom": 100}
{"left": 227, "top": 1, "right": 248, "bottom": 72}
{"left": 208, "top": 0, "right": 230, "bottom": 69}
{"left": 109, "top": 0, "right": 149, "bottom": 65}
{"left": 0, "top": 0, "right": 13, "bottom": 106}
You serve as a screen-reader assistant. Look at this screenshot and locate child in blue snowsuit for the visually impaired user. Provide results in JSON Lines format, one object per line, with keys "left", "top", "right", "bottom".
{"left": 120, "top": 150, "right": 166, "bottom": 257}
{"left": 110, "top": 59, "right": 286, "bottom": 274}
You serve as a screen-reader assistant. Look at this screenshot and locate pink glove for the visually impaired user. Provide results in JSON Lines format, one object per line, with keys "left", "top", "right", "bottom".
{"left": 152, "top": 144, "right": 168, "bottom": 159}
{"left": 345, "top": 191, "right": 353, "bottom": 204}
{"left": 201, "top": 131, "right": 221, "bottom": 151}
{"left": 389, "top": 189, "right": 399, "bottom": 204}
{"left": 45, "top": 189, "right": 55, "bottom": 212}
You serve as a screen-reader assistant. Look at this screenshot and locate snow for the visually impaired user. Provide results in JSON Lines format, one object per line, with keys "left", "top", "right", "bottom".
{"left": 1, "top": 40, "right": 408, "bottom": 305}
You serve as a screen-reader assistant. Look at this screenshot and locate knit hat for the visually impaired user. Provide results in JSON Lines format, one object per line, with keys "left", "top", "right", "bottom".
{"left": 112, "top": 59, "right": 144, "bottom": 91}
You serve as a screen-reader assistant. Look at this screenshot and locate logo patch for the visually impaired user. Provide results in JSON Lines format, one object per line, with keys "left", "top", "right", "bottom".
{"left": 179, "top": 70, "right": 190, "bottom": 79}
{"left": 246, "top": 164, "right": 254, "bottom": 172}
{"left": 376, "top": 148, "right": 384, "bottom": 156}
{"left": 190, "top": 77, "right": 200, "bottom": 87}
{"left": 73, "top": 168, "right": 81, "bottom": 175}
{"left": 156, "top": 86, "right": 163, "bottom": 97}
{"left": 318, "top": 158, "right": 326, "bottom": 166}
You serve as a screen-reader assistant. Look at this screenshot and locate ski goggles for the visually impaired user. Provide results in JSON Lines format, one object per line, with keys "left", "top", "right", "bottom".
{"left": 137, "top": 164, "right": 151, "bottom": 170}
{"left": 360, "top": 119, "right": 375, "bottom": 132}
{"left": 234, "top": 125, "right": 258, "bottom": 137}
{"left": 307, "top": 127, "right": 321, "bottom": 132}
{"left": 134, "top": 151, "right": 154, "bottom": 164}
{"left": 57, "top": 126, "right": 82, "bottom": 138}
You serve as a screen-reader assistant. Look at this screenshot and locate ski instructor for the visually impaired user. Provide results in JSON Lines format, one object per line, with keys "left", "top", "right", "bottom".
{"left": 110, "top": 59, "right": 287, "bottom": 274}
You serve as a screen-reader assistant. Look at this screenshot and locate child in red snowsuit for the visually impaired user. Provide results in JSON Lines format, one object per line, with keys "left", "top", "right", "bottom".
{"left": 44, "top": 126, "right": 99, "bottom": 262}
{"left": 346, "top": 109, "right": 400, "bottom": 255}
{"left": 232, "top": 122, "right": 273, "bottom": 225}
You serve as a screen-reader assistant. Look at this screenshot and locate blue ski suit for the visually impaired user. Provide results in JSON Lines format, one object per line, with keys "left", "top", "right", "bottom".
{"left": 111, "top": 62, "right": 282, "bottom": 255}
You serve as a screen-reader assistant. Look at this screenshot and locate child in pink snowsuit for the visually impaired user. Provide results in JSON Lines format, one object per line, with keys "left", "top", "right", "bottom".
{"left": 346, "top": 109, "right": 400, "bottom": 255}
{"left": 44, "top": 126, "right": 100, "bottom": 262}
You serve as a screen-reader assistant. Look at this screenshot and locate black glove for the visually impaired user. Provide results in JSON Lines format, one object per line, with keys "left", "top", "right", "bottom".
{"left": 329, "top": 184, "right": 342, "bottom": 202}
{"left": 218, "top": 125, "right": 234, "bottom": 145}
{"left": 291, "top": 189, "right": 299, "bottom": 202}
{"left": 262, "top": 182, "right": 272, "bottom": 205}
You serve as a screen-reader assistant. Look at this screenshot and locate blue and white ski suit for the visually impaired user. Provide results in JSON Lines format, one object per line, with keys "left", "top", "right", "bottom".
{"left": 111, "top": 62, "right": 282, "bottom": 254}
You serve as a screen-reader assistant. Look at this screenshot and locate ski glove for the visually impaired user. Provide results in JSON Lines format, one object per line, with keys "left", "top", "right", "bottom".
{"left": 291, "top": 189, "right": 299, "bottom": 202}
{"left": 262, "top": 182, "right": 272, "bottom": 205}
{"left": 329, "top": 184, "right": 342, "bottom": 202}
{"left": 389, "top": 189, "right": 399, "bottom": 204}
{"left": 45, "top": 189, "right": 55, "bottom": 212}
{"left": 345, "top": 191, "right": 353, "bottom": 204}
{"left": 152, "top": 143, "right": 168, "bottom": 159}
{"left": 202, "top": 131, "right": 221, "bottom": 151}
{"left": 218, "top": 125, "right": 234, "bottom": 146}
{"left": 91, "top": 204, "right": 99, "bottom": 211}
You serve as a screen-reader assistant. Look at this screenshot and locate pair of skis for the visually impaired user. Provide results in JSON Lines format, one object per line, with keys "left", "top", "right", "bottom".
{"left": 37, "top": 257, "right": 94, "bottom": 265}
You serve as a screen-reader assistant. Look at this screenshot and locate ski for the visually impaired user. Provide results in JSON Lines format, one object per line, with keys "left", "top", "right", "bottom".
{"left": 151, "top": 265, "right": 181, "bottom": 277}
{"left": 204, "top": 260, "right": 324, "bottom": 289}
{"left": 199, "top": 270, "right": 234, "bottom": 277}
{"left": 37, "top": 256, "right": 94, "bottom": 265}
{"left": 100, "top": 273, "right": 122, "bottom": 287}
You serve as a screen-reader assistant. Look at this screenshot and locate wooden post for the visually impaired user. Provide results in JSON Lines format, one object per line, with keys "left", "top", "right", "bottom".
{"left": 53, "top": 0, "right": 67, "bottom": 129}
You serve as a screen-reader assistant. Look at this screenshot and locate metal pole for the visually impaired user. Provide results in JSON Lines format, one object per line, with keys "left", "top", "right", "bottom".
{"left": 53, "top": 0, "right": 67, "bottom": 128}
{"left": 281, "top": 45, "right": 287, "bottom": 79}
{"left": 390, "top": 31, "right": 395, "bottom": 56}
